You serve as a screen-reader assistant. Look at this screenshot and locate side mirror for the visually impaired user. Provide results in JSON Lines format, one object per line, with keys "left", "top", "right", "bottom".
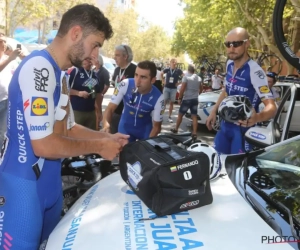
{"left": 245, "top": 122, "right": 275, "bottom": 148}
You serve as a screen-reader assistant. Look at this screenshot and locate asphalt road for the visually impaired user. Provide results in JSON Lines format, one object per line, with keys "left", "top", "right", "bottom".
{"left": 102, "top": 87, "right": 215, "bottom": 146}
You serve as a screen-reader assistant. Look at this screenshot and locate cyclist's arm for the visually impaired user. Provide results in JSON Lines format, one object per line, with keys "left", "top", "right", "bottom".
{"left": 250, "top": 66, "right": 277, "bottom": 122}
{"left": 150, "top": 95, "right": 164, "bottom": 137}
{"left": 211, "top": 89, "right": 227, "bottom": 114}
{"left": 103, "top": 79, "right": 128, "bottom": 129}
{"left": 18, "top": 56, "right": 111, "bottom": 158}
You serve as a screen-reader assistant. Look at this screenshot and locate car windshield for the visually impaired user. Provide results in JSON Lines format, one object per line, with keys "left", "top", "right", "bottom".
{"left": 254, "top": 137, "right": 300, "bottom": 222}
{"left": 104, "top": 62, "right": 115, "bottom": 71}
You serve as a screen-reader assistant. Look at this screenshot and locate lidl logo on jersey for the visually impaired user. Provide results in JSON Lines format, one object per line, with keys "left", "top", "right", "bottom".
{"left": 31, "top": 97, "right": 48, "bottom": 116}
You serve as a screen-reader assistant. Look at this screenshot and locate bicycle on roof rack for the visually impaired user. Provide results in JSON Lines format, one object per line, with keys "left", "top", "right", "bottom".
{"left": 196, "top": 55, "right": 224, "bottom": 74}
{"left": 273, "top": 0, "right": 300, "bottom": 73}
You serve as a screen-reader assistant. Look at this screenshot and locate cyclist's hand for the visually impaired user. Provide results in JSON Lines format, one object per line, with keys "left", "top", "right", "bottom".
{"left": 98, "top": 138, "right": 122, "bottom": 160}
{"left": 78, "top": 91, "right": 89, "bottom": 99}
{"left": 206, "top": 112, "right": 216, "bottom": 130}
{"left": 238, "top": 108, "right": 257, "bottom": 127}
{"left": 110, "top": 133, "right": 130, "bottom": 147}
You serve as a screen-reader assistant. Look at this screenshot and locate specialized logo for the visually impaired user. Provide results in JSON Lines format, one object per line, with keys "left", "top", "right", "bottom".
{"left": 29, "top": 122, "right": 50, "bottom": 132}
{"left": 177, "top": 160, "right": 199, "bottom": 170}
{"left": 250, "top": 131, "right": 266, "bottom": 140}
{"left": 31, "top": 97, "right": 48, "bottom": 116}
{"left": 23, "top": 99, "right": 30, "bottom": 111}
{"left": 0, "top": 197, "right": 5, "bottom": 206}
{"left": 180, "top": 200, "right": 199, "bottom": 209}
{"left": 259, "top": 86, "right": 270, "bottom": 94}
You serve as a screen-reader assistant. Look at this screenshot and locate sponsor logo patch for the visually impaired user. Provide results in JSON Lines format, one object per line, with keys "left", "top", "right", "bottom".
{"left": 259, "top": 86, "right": 270, "bottom": 94}
{"left": 31, "top": 97, "right": 48, "bottom": 116}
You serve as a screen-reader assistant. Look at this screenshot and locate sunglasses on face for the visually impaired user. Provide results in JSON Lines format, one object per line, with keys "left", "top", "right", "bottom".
{"left": 224, "top": 39, "right": 248, "bottom": 48}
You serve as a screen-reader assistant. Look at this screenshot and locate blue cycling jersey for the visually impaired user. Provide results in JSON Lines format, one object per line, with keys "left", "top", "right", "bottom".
{"left": 214, "top": 59, "right": 274, "bottom": 154}
{"left": 0, "top": 50, "right": 74, "bottom": 249}
{"left": 111, "top": 78, "right": 164, "bottom": 142}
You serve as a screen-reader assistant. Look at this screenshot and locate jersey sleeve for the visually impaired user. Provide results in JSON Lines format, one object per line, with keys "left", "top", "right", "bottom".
{"left": 152, "top": 95, "right": 165, "bottom": 122}
{"left": 19, "top": 56, "right": 57, "bottom": 140}
{"left": 110, "top": 79, "right": 129, "bottom": 105}
{"left": 250, "top": 63, "right": 274, "bottom": 101}
{"left": 182, "top": 75, "right": 187, "bottom": 83}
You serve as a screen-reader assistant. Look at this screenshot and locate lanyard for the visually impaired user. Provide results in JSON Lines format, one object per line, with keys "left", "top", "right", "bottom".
{"left": 117, "top": 63, "right": 131, "bottom": 82}
{"left": 170, "top": 68, "right": 176, "bottom": 76}
{"left": 84, "top": 69, "right": 93, "bottom": 79}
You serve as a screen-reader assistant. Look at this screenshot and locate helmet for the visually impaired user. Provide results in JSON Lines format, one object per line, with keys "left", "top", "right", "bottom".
{"left": 218, "top": 95, "right": 252, "bottom": 123}
{"left": 187, "top": 143, "right": 221, "bottom": 181}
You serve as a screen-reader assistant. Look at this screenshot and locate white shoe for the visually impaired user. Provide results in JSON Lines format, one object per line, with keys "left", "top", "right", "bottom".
{"left": 168, "top": 117, "right": 173, "bottom": 123}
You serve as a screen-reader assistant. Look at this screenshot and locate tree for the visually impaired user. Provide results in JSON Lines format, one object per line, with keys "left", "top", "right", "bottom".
{"left": 5, "top": 0, "right": 95, "bottom": 38}
{"left": 101, "top": 1, "right": 174, "bottom": 63}
{"left": 172, "top": 0, "right": 293, "bottom": 69}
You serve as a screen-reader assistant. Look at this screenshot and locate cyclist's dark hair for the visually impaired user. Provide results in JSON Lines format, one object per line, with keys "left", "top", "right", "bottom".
{"left": 57, "top": 4, "right": 113, "bottom": 40}
{"left": 137, "top": 60, "right": 157, "bottom": 78}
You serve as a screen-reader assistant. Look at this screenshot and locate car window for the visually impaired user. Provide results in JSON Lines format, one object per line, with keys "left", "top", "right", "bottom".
{"left": 104, "top": 62, "right": 115, "bottom": 71}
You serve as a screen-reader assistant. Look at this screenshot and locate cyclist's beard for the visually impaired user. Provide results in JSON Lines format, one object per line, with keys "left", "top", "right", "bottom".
{"left": 69, "top": 39, "right": 85, "bottom": 68}
{"left": 227, "top": 51, "right": 244, "bottom": 61}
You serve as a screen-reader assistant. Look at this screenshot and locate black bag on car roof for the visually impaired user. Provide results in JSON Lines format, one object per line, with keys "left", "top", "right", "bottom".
{"left": 119, "top": 136, "right": 213, "bottom": 217}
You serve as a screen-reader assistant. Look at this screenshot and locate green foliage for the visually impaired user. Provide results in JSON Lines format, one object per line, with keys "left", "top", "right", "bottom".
{"left": 172, "top": 0, "right": 279, "bottom": 63}
{"left": 101, "top": 2, "right": 173, "bottom": 63}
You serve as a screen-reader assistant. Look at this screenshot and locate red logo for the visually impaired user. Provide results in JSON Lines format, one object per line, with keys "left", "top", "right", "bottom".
{"left": 23, "top": 99, "right": 30, "bottom": 111}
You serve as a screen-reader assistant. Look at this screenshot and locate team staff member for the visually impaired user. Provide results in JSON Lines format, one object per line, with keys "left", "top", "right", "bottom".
{"left": 0, "top": 5, "right": 129, "bottom": 250}
{"left": 103, "top": 61, "right": 164, "bottom": 142}
{"left": 161, "top": 58, "right": 183, "bottom": 123}
{"left": 111, "top": 44, "right": 136, "bottom": 133}
{"left": 69, "top": 58, "right": 102, "bottom": 130}
{"left": 206, "top": 27, "right": 277, "bottom": 154}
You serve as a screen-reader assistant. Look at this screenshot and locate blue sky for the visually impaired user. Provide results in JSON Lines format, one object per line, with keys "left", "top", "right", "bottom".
{"left": 136, "top": 0, "right": 184, "bottom": 36}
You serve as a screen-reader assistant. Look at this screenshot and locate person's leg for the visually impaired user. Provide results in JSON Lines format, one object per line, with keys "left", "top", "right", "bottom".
{"left": 0, "top": 172, "right": 43, "bottom": 250}
{"left": 214, "top": 122, "right": 231, "bottom": 155}
{"left": 231, "top": 127, "right": 252, "bottom": 154}
{"left": 190, "top": 99, "right": 199, "bottom": 136}
{"left": 73, "top": 110, "right": 85, "bottom": 127}
{"left": 85, "top": 110, "right": 97, "bottom": 130}
{"left": 172, "top": 100, "right": 189, "bottom": 132}
{"left": 168, "top": 89, "right": 177, "bottom": 122}
{"left": 110, "top": 113, "right": 121, "bottom": 134}
{"left": 0, "top": 99, "right": 8, "bottom": 147}
{"left": 163, "top": 88, "right": 171, "bottom": 121}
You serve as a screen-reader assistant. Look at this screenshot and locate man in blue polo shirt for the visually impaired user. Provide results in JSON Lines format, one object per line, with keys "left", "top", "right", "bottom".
{"left": 69, "top": 58, "right": 103, "bottom": 130}
{"left": 161, "top": 58, "right": 183, "bottom": 122}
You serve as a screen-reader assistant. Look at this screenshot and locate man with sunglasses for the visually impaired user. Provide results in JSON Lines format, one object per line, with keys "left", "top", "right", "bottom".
{"left": 206, "top": 27, "right": 277, "bottom": 154}
{"left": 103, "top": 60, "right": 164, "bottom": 142}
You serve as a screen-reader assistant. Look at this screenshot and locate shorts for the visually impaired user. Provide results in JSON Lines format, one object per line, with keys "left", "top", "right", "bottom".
{"left": 214, "top": 121, "right": 252, "bottom": 154}
{"left": 179, "top": 98, "right": 198, "bottom": 115}
{"left": 73, "top": 110, "right": 96, "bottom": 130}
{"left": 0, "top": 164, "right": 62, "bottom": 249}
{"left": 163, "top": 87, "right": 177, "bottom": 103}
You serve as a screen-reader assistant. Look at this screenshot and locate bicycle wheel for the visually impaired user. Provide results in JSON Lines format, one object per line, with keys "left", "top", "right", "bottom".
{"left": 258, "top": 54, "right": 283, "bottom": 75}
{"left": 273, "top": 0, "right": 300, "bottom": 70}
{"left": 62, "top": 185, "right": 80, "bottom": 216}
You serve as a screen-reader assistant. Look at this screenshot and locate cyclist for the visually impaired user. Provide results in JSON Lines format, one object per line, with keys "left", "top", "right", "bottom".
{"left": 0, "top": 4, "right": 129, "bottom": 250}
{"left": 102, "top": 60, "right": 164, "bottom": 142}
{"left": 206, "top": 27, "right": 277, "bottom": 154}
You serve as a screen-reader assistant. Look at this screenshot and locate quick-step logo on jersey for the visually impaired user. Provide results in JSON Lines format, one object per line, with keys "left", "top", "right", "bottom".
{"left": 31, "top": 97, "right": 48, "bottom": 116}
